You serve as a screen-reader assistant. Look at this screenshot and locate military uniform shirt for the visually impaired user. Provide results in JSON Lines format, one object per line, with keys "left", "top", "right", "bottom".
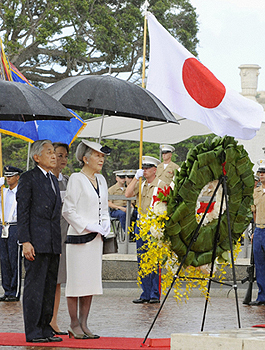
{"left": 156, "top": 161, "right": 180, "bottom": 186}
{"left": 108, "top": 183, "right": 127, "bottom": 207}
{"left": 252, "top": 186, "right": 265, "bottom": 224}
{"left": 136, "top": 177, "right": 166, "bottom": 215}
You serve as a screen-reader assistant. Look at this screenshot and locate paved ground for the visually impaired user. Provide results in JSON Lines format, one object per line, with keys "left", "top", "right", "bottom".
{"left": 0, "top": 282, "right": 265, "bottom": 349}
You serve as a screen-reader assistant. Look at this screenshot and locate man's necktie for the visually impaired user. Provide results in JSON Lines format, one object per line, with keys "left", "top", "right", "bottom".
{"left": 46, "top": 173, "right": 56, "bottom": 193}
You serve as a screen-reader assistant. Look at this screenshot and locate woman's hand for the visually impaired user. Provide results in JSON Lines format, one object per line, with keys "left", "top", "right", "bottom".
{"left": 102, "top": 220, "right": 110, "bottom": 237}
{"left": 86, "top": 223, "right": 105, "bottom": 236}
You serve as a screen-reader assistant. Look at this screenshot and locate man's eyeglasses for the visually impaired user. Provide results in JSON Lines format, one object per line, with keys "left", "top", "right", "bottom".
{"left": 126, "top": 175, "right": 134, "bottom": 179}
{"left": 117, "top": 175, "right": 126, "bottom": 179}
{"left": 142, "top": 164, "right": 155, "bottom": 169}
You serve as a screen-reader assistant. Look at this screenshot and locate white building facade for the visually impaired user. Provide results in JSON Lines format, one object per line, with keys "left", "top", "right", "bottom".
{"left": 237, "top": 64, "right": 265, "bottom": 173}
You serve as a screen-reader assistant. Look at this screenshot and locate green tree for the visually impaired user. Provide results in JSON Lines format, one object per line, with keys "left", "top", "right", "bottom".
{"left": 69, "top": 134, "right": 215, "bottom": 186}
{"left": 1, "top": 135, "right": 29, "bottom": 171}
{"left": 0, "top": 133, "right": 215, "bottom": 186}
{"left": 0, "top": 0, "right": 199, "bottom": 86}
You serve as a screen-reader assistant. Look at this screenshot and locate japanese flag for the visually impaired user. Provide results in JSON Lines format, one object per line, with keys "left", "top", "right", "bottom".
{"left": 146, "top": 12, "right": 264, "bottom": 140}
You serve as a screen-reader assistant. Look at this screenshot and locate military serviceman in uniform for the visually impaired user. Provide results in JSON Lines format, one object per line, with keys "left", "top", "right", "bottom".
{"left": 125, "top": 156, "right": 167, "bottom": 304}
{"left": 0, "top": 166, "right": 23, "bottom": 302}
{"left": 125, "top": 169, "right": 137, "bottom": 187}
{"left": 251, "top": 160, "right": 265, "bottom": 305}
{"left": 108, "top": 170, "right": 127, "bottom": 232}
{"left": 156, "top": 144, "right": 179, "bottom": 186}
{"left": 125, "top": 169, "right": 137, "bottom": 208}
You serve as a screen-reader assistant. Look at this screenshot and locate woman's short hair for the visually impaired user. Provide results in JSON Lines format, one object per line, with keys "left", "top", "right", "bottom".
{"left": 30, "top": 140, "right": 53, "bottom": 165}
{"left": 52, "top": 142, "right": 69, "bottom": 154}
{"left": 76, "top": 142, "right": 93, "bottom": 166}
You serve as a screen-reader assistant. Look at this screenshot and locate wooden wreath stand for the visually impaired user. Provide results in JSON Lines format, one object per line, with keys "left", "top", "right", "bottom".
{"left": 142, "top": 174, "right": 241, "bottom": 345}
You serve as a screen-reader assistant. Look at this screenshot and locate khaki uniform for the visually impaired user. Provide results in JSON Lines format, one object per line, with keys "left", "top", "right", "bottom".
{"left": 156, "top": 161, "right": 179, "bottom": 186}
{"left": 251, "top": 183, "right": 265, "bottom": 303}
{"left": 252, "top": 186, "right": 265, "bottom": 224}
{"left": 134, "top": 176, "right": 167, "bottom": 301}
{"left": 108, "top": 183, "right": 126, "bottom": 206}
{"left": 136, "top": 177, "right": 166, "bottom": 214}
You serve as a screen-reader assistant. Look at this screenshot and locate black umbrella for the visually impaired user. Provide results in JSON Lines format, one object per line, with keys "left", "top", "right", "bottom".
{"left": 0, "top": 79, "right": 72, "bottom": 223}
{"left": 45, "top": 75, "right": 178, "bottom": 123}
{"left": 0, "top": 79, "right": 72, "bottom": 121}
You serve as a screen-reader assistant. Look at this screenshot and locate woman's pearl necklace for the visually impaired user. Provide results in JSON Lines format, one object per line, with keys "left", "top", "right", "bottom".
{"left": 81, "top": 170, "right": 96, "bottom": 181}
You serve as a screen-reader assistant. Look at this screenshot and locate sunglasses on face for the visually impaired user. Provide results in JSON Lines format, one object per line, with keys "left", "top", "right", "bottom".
{"left": 142, "top": 164, "right": 156, "bottom": 169}
{"left": 117, "top": 175, "right": 126, "bottom": 179}
{"left": 126, "top": 175, "right": 134, "bottom": 179}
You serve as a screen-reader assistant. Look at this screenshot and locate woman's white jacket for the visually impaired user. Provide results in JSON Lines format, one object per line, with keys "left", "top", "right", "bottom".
{"left": 62, "top": 172, "right": 110, "bottom": 236}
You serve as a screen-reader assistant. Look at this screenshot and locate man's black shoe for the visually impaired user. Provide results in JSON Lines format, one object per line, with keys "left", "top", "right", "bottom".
{"left": 47, "top": 336, "right": 63, "bottom": 342}
{"left": 6, "top": 296, "right": 19, "bottom": 302}
{"left": 132, "top": 298, "right": 149, "bottom": 304}
{"left": 28, "top": 338, "right": 49, "bottom": 343}
{"left": 0, "top": 295, "right": 7, "bottom": 301}
{"left": 248, "top": 300, "right": 265, "bottom": 306}
{"left": 149, "top": 298, "right": 160, "bottom": 304}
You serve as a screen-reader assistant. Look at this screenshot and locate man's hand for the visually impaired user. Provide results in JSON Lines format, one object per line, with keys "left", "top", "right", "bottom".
{"left": 135, "top": 169, "right": 144, "bottom": 180}
{"left": 23, "top": 242, "right": 35, "bottom": 261}
{"left": 0, "top": 177, "right": 5, "bottom": 187}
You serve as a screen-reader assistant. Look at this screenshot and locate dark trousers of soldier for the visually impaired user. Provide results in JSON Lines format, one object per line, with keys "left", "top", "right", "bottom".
{"left": 135, "top": 223, "right": 160, "bottom": 300}
{"left": 110, "top": 208, "right": 126, "bottom": 232}
{"left": 253, "top": 227, "right": 265, "bottom": 302}
{"left": 0, "top": 224, "right": 22, "bottom": 299}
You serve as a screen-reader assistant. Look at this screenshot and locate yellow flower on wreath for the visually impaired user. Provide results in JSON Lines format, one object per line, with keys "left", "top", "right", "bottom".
{"left": 135, "top": 205, "right": 243, "bottom": 303}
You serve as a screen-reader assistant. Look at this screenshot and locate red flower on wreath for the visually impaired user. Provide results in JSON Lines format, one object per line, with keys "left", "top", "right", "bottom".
{"left": 157, "top": 186, "right": 171, "bottom": 197}
{"left": 152, "top": 186, "right": 171, "bottom": 206}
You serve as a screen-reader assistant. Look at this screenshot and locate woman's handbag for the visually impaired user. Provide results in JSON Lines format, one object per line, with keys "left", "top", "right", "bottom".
{"left": 103, "top": 235, "right": 118, "bottom": 254}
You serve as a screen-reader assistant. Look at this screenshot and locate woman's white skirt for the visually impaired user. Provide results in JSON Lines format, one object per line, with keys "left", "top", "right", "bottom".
{"left": 65, "top": 234, "right": 103, "bottom": 297}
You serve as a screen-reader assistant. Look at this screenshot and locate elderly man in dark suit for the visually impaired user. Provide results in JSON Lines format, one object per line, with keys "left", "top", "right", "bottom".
{"left": 17, "top": 140, "right": 62, "bottom": 343}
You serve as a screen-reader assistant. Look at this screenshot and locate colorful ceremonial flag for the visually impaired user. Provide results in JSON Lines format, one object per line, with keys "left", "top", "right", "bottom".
{"left": 0, "top": 38, "right": 12, "bottom": 81}
{"left": 10, "top": 62, "right": 32, "bottom": 85}
{"left": 146, "top": 12, "right": 264, "bottom": 140}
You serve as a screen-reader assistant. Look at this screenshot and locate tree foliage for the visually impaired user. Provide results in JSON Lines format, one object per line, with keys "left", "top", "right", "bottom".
{"left": 0, "top": 0, "right": 199, "bottom": 86}
{"left": 1, "top": 133, "right": 214, "bottom": 187}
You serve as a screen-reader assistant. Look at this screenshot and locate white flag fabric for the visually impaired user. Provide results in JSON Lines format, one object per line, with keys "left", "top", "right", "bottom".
{"left": 146, "top": 12, "right": 264, "bottom": 140}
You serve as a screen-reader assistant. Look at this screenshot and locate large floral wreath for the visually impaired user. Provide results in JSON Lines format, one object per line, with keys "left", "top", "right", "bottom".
{"left": 136, "top": 136, "right": 254, "bottom": 300}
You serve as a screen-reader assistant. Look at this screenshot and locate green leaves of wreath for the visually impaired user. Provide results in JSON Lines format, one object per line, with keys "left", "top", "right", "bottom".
{"left": 164, "top": 136, "right": 254, "bottom": 267}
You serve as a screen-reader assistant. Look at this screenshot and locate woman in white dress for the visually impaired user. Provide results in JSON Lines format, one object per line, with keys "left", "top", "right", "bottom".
{"left": 62, "top": 140, "right": 111, "bottom": 339}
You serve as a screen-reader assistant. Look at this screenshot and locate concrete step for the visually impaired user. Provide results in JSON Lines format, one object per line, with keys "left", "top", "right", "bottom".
{"left": 102, "top": 254, "right": 251, "bottom": 282}
{"left": 1, "top": 254, "right": 252, "bottom": 283}
{"left": 171, "top": 328, "right": 265, "bottom": 350}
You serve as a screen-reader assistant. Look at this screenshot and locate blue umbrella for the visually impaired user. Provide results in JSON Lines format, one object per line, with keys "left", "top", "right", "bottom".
{"left": 0, "top": 109, "right": 85, "bottom": 145}
{"left": 0, "top": 63, "right": 86, "bottom": 146}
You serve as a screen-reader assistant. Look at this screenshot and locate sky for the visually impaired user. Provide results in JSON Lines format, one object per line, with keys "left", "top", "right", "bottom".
{"left": 189, "top": 0, "right": 265, "bottom": 92}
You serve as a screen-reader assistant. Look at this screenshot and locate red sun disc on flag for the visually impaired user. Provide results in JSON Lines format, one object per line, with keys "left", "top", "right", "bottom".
{"left": 182, "top": 58, "right": 226, "bottom": 109}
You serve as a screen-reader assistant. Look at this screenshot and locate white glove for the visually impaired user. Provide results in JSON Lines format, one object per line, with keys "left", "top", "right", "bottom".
{"left": 86, "top": 223, "right": 105, "bottom": 236}
{"left": 135, "top": 169, "right": 144, "bottom": 180}
{"left": 102, "top": 220, "right": 110, "bottom": 237}
{"left": 0, "top": 177, "right": 5, "bottom": 187}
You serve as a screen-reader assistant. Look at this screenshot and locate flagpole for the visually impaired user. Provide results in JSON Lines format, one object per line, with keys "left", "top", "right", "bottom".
{"left": 138, "top": 0, "right": 149, "bottom": 209}
{"left": 0, "top": 38, "right": 13, "bottom": 225}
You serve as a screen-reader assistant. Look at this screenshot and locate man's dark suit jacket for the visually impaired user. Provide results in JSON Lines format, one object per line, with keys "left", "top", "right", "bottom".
{"left": 17, "top": 166, "right": 61, "bottom": 253}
